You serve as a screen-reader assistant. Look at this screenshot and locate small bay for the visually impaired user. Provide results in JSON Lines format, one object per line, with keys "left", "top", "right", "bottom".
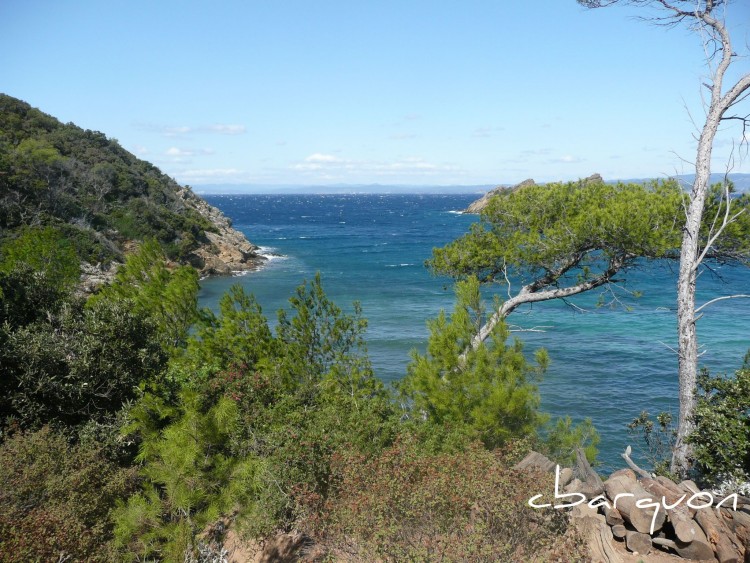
{"left": 199, "top": 193, "right": 750, "bottom": 471}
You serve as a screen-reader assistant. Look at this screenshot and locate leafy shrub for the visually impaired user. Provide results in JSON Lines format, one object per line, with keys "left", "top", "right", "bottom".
{"left": 0, "top": 426, "right": 138, "bottom": 562}
{"left": 627, "top": 410, "right": 677, "bottom": 479}
{"left": 113, "top": 392, "right": 264, "bottom": 562}
{"left": 1, "top": 294, "right": 166, "bottom": 429}
{"left": 0, "top": 225, "right": 80, "bottom": 291}
{"left": 313, "top": 437, "right": 586, "bottom": 561}
{"left": 89, "top": 239, "right": 200, "bottom": 351}
{"left": 689, "top": 362, "right": 750, "bottom": 484}
{"left": 544, "top": 415, "right": 600, "bottom": 467}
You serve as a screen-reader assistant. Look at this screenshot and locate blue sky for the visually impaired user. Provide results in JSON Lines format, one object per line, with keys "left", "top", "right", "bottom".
{"left": 2, "top": 0, "right": 749, "bottom": 188}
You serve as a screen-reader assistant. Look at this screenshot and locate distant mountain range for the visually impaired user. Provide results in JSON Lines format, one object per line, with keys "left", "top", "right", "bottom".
{"left": 194, "top": 173, "right": 750, "bottom": 195}
{"left": 673, "top": 173, "right": 750, "bottom": 192}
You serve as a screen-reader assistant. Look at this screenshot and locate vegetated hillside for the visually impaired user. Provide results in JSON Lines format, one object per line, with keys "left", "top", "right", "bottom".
{"left": 0, "top": 94, "right": 263, "bottom": 286}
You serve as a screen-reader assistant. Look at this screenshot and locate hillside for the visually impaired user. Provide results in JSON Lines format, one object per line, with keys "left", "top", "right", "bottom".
{"left": 0, "top": 94, "right": 264, "bottom": 287}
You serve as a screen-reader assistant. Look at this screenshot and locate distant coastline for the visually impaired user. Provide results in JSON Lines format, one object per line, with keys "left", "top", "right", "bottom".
{"left": 192, "top": 173, "right": 750, "bottom": 195}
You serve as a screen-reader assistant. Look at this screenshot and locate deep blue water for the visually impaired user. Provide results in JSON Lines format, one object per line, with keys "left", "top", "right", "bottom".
{"left": 198, "top": 193, "right": 750, "bottom": 471}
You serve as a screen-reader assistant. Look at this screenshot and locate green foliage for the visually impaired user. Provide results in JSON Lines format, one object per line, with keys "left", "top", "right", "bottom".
{"left": 0, "top": 93, "right": 216, "bottom": 264}
{"left": 90, "top": 239, "right": 200, "bottom": 350}
{"left": 0, "top": 293, "right": 167, "bottom": 429}
{"left": 701, "top": 182, "right": 750, "bottom": 263}
{"left": 400, "top": 276, "right": 547, "bottom": 449}
{"left": 315, "top": 437, "right": 587, "bottom": 561}
{"left": 430, "top": 179, "right": 683, "bottom": 286}
{"left": 0, "top": 426, "right": 138, "bottom": 562}
{"left": 544, "top": 416, "right": 600, "bottom": 467}
{"left": 116, "top": 275, "right": 400, "bottom": 555}
{"left": 689, "top": 363, "right": 750, "bottom": 484}
{"left": 0, "top": 263, "right": 69, "bottom": 329}
{"left": 276, "top": 272, "right": 371, "bottom": 389}
{"left": 113, "top": 391, "right": 263, "bottom": 561}
{"left": 0, "top": 225, "right": 80, "bottom": 291}
{"left": 178, "top": 284, "right": 275, "bottom": 384}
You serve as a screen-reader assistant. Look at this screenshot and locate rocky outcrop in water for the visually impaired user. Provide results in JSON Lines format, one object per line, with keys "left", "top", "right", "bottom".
{"left": 463, "top": 179, "right": 536, "bottom": 213}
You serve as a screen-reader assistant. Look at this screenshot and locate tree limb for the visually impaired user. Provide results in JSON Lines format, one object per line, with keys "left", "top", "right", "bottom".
{"left": 462, "top": 253, "right": 631, "bottom": 357}
{"left": 694, "top": 293, "right": 750, "bottom": 315}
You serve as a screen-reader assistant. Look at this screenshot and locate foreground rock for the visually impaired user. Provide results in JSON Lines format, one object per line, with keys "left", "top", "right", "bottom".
{"left": 515, "top": 449, "right": 749, "bottom": 562}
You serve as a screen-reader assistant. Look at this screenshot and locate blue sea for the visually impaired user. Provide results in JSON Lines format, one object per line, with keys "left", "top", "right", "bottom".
{"left": 198, "top": 193, "right": 750, "bottom": 471}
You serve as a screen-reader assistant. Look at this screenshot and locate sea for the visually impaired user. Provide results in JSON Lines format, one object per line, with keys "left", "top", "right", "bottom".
{"left": 198, "top": 193, "right": 750, "bottom": 471}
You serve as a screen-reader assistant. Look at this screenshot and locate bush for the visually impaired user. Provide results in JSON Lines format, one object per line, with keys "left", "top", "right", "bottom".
{"left": 1, "top": 295, "right": 166, "bottom": 429}
{"left": 0, "top": 225, "right": 80, "bottom": 292}
{"left": 313, "top": 437, "right": 587, "bottom": 561}
{"left": 689, "top": 362, "right": 750, "bottom": 485}
{"left": 400, "top": 277, "right": 548, "bottom": 449}
{"left": 0, "top": 426, "right": 138, "bottom": 562}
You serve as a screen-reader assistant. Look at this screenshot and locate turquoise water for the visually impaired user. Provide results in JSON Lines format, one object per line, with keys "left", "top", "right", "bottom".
{"left": 198, "top": 193, "right": 750, "bottom": 471}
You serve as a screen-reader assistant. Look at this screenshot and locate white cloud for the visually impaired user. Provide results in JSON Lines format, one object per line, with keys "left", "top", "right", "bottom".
{"left": 135, "top": 122, "right": 247, "bottom": 137}
{"left": 306, "top": 153, "right": 341, "bottom": 163}
{"left": 290, "top": 154, "right": 460, "bottom": 179}
{"left": 166, "top": 147, "right": 194, "bottom": 157}
{"left": 164, "top": 147, "right": 214, "bottom": 158}
{"left": 132, "top": 144, "right": 149, "bottom": 155}
{"left": 207, "top": 124, "right": 246, "bottom": 135}
{"left": 163, "top": 126, "right": 192, "bottom": 137}
{"left": 473, "top": 126, "right": 504, "bottom": 138}
{"left": 389, "top": 133, "right": 417, "bottom": 140}
{"left": 554, "top": 155, "right": 584, "bottom": 164}
{"left": 520, "top": 148, "right": 552, "bottom": 157}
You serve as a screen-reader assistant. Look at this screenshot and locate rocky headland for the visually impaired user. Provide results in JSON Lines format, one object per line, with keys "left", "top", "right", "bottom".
{"left": 0, "top": 94, "right": 265, "bottom": 292}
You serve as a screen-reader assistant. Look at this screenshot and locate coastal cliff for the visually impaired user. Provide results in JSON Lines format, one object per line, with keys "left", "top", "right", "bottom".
{"left": 176, "top": 186, "right": 265, "bottom": 276}
{"left": 0, "top": 94, "right": 264, "bottom": 290}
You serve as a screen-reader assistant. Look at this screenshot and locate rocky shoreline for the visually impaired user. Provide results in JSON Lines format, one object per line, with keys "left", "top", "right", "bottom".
{"left": 79, "top": 188, "right": 266, "bottom": 293}
{"left": 177, "top": 187, "right": 267, "bottom": 277}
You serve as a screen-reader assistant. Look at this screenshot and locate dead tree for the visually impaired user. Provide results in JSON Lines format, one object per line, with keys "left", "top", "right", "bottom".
{"left": 578, "top": 0, "right": 750, "bottom": 477}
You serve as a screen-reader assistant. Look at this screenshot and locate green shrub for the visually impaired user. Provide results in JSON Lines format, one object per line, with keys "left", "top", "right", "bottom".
{"left": 0, "top": 426, "right": 138, "bottom": 562}
{"left": 1, "top": 295, "right": 166, "bottom": 429}
{"left": 0, "top": 225, "right": 80, "bottom": 291}
{"left": 544, "top": 415, "right": 600, "bottom": 467}
{"left": 399, "top": 276, "right": 548, "bottom": 449}
{"left": 689, "top": 362, "right": 750, "bottom": 484}
{"left": 113, "top": 391, "right": 268, "bottom": 561}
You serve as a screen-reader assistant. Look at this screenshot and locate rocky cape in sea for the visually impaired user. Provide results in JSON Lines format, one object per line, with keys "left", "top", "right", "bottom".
{"left": 78, "top": 190, "right": 266, "bottom": 292}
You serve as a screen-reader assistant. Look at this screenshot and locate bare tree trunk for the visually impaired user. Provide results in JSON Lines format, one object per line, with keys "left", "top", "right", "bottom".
{"left": 670, "top": 7, "right": 750, "bottom": 476}
{"left": 673, "top": 105, "right": 720, "bottom": 475}
{"left": 579, "top": 0, "right": 750, "bottom": 478}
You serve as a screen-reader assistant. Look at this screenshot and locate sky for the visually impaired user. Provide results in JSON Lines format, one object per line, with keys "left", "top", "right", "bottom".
{"left": 2, "top": 0, "right": 749, "bottom": 190}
